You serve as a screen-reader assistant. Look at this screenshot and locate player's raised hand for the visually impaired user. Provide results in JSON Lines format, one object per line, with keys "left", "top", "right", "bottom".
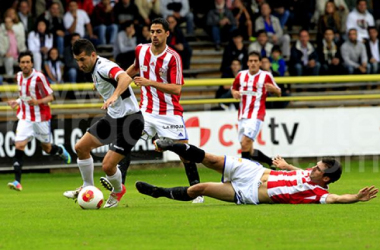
{"left": 357, "top": 186, "right": 378, "bottom": 202}
{"left": 272, "top": 156, "right": 288, "bottom": 170}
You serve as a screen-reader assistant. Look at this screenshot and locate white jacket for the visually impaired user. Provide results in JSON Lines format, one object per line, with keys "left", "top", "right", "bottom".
{"left": 27, "top": 31, "right": 53, "bottom": 53}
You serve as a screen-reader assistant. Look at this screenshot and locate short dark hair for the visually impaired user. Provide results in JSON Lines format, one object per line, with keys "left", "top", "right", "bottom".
{"left": 357, "top": 0, "right": 366, "bottom": 5}
{"left": 72, "top": 39, "right": 96, "bottom": 56}
{"left": 151, "top": 17, "right": 169, "bottom": 32}
{"left": 348, "top": 28, "right": 357, "bottom": 34}
{"left": 324, "top": 27, "right": 335, "bottom": 34}
{"left": 248, "top": 51, "right": 262, "bottom": 61}
{"left": 368, "top": 26, "right": 377, "bottom": 32}
{"left": 299, "top": 29, "right": 309, "bottom": 36}
{"left": 18, "top": 51, "right": 33, "bottom": 63}
{"left": 271, "top": 45, "right": 281, "bottom": 54}
{"left": 321, "top": 157, "right": 342, "bottom": 184}
{"left": 257, "top": 29, "right": 268, "bottom": 37}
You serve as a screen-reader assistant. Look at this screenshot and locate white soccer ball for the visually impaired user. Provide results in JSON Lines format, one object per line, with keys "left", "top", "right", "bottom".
{"left": 77, "top": 186, "right": 104, "bottom": 209}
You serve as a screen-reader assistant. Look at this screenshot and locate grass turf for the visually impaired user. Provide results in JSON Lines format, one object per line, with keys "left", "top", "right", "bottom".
{"left": 0, "top": 160, "right": 379, "bottom": 250}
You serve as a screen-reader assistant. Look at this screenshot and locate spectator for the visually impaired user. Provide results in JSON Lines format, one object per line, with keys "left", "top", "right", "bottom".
{"left": 137, "top": 24, "right": 151, "bottom": 44}
{"left": 0, "top": 17, "right": 27, "bottom": 76}
{"left": 167, "top": 15, "right": 192, "bottom": 70}
{"left": 160, "top": 0, "right": 194, "bottom": 35}
{"left": 345, "top": 0, "right": 372, "bottom": 12}
{"left": 92, "top": 0, "right": 118, "bottom": 45}
{"left": 290, "top": 29, "right": 320, "bottom": 76}
{"left": 44, "top": 47, "right": 64, "bottom": 83}
{"left": 65, "top": 0, "right": 94, "bottom": 15}
{"left": 64, "top": 33, "right": 85, "bottom": 84}
{"left": 266, "top": 0, "right": 290, "bottom": 29}
{"left": 2, "top": 8, "right": 25, "bottom": 44}
{"left": 341, "top": 28, "right": 369, "bottom": 74}
{"left": 317, "top": 1, "right": 344, "bottom": 43}
{"left": 113, "top": 0, "right": 141, "bottom": 27}
{"left": 37, "top": 2, "right": 66, "bottom": 56}
{"left": 18, "top": 0, "right": 34, "bottom": 36}
{"left": 215, "top": 58, "right": 241, "bottom": 110}
{"left": 255, "top": 3, "right": 290, "bottom": 59}
{"left": 135, "top": 0, "right": 161, "bottom": 26}
{"left": 34, "top": 0, "right": 64, "bottom": 18}
{"left": 114, "top": 21, "right": 137, "bottom": 70}
{"left": 28, "top": 19, "right": 53, "bottom": 71}
{"left": 346, "top": 0, "right": 374, "bottom": 42}
{"left": 269, "top": 45, "right": 286, "bottom": 77}
{"left": 364, "top": 26, "right": 380, "bottom": 74}
{"left": 313, "top": 0, "right": 348, "bottom": 32}
{"left": 231, "top": 0, "right": 253, "bottom": 40}
{"left": 248, "top": 30, "right": 273, "bottom": 57}
{"left": 206, "top": 0, "right": 236, "bottom": 50}
{"left": 220, "top": 30, "right": 247, "bottom": 74}
{"left": 64, "top": 0, "right": 98, "bottom": 43}
{"left": 317, "top": 28, "right": 345, "bottom": 75}
{"left": 287, "top": 0, "right": 315, "bottom": 31}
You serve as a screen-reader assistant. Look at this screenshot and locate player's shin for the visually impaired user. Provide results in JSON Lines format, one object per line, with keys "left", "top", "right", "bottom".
{"left": 251, "top": 149, "right": 274, "bottom": 167}
{"left": 77, "top": 157, "right": 94, "bottom": 186}
{"left": 183, "top": 162, "right": 200, "bottom": 186}
{"left": 13, "top": 149, "right": 24, "bottom": 182}
{"left": 171, "top": 144, "right": 205, "bottom": 163}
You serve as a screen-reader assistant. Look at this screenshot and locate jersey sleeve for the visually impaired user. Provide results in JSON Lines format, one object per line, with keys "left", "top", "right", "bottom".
{"left": 232, "top": 73, "right": 241, "bottom": 90}
{"left": 168, "top": 53, "right": 184, "bottom": 85}
{"left": 109, "top": 67, "right": 124, "bottom": 81}
{"left": 134, "top": 44, "right": 142, "bottom": 70}
{"left": 36, "top": 73, "right": 53, "bottom": 97}
{"left": 264, "top": 72, "right": 280, "bottom": 89}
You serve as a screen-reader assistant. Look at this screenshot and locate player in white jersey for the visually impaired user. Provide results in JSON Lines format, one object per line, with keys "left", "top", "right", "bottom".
{"left": 231, "top": 51, "right": 281, "bottom": 169}
{"left": 125, "top": 18, "right": 203, "bottom": 203}
{"left": 136, "top": 139, "right": 378, "bottom": 205}
{"left": 63, "top": 39, "right": 144, "bottom": 208}
{"left": 6, "top": 51, "right": 72, "bottom": 191}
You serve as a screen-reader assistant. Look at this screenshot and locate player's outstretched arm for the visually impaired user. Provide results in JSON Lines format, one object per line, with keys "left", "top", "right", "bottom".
{"left": 265, "top": 83, "right": 281, "bottom": 97}
{"left": 102, "top": 73, "right": 133, "bottom": 109}
{"left": 272, "top": 156, "right": 301, "bottom": 170}
{"left": 7, "top": 99, "right": 19, "bottom": 109}
{"left": 326, "top": 186, "right": 378, "bottom": 204}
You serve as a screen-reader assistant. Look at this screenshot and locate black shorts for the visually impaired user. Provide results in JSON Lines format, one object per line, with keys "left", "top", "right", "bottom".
{"left": 88, "top": 111, "right": 144, "bottom": 156}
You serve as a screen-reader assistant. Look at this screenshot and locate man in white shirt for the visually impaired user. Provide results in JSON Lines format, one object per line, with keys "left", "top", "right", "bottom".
{"left": 63, "top": 0, "right": 97, "bottom": 41}
{"left": 346, "top": 0, "right": 374, "bottom": 42}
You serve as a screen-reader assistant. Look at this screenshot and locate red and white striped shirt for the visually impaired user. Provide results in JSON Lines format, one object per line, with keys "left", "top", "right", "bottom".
{"left": 267, "top": 169, "right": 329, "bottom": 204}
{"left": 16, "top": 69, "right": 53, "bottom": 122}
{"left": 134, "top": 43, "right": 184, "bottom": 116}
{"left": 232, "top": 69, "right": 279, "bottom": 121}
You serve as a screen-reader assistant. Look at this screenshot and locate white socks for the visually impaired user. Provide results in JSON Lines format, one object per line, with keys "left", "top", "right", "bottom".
{"left": 77, "top": 157, "right": 94, "bottom": 187}
{"left": 107, "top": 168, "right": 122, "bottom": 193}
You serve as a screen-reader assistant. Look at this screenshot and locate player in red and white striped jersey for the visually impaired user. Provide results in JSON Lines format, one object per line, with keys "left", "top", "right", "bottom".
{"left": 231, "top": 51, "right": 281, "bottom": 169}
{"left": 136, "top": 140, "right": 378, "bottom": 205}
{"left": 126, "top": 18, "right": 202, "bottom": 203}
{"left": 6, "top": 51, "right": 71, "bottom": 191}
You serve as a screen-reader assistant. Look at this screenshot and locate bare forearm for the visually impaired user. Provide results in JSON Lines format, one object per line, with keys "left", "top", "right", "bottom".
{"left": 38, "top": 95, "right": 54, "bottom": 104}
{"left": 126, "top": 65, "right": 138, "bottom": 77}
{"left": 149, "top": 81, "right": 181, "bottom": 95}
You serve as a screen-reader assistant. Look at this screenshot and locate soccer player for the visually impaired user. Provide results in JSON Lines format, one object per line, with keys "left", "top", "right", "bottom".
{"left": 7, "top": 51, "right": 71, "bottom": 191}
{"left": 136, "top": 139, "right": 378, "bottom": 205}
{"left": 231, "top": 51, "right": 281, "bottom": 169}
{"left": 63, "top": 39, "right": 144, "bottom": 208}
{"left": 123, "top": 17, "right": 203, "bottom": 203}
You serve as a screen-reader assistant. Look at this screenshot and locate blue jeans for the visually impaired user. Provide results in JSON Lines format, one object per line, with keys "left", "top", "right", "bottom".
{"left": 94, "top": 24, "right": 119, "bottom": 45}
{"left": 66, "top": 68, "right": 77, "bottom": 83}
{"left": 293, "top": 62, "right": 321, "bottom": 76}
{"left": 56, "top": 35, "right": 64, "bottom": 56}
{"left": 273, "top": 10, "right": 290, "bottom": 29}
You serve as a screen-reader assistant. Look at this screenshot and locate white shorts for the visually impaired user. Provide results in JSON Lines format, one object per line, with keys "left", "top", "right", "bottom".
{"left": 15, "top": 119, "right": 51, "bottom": 144}
{"left": 238, "top": 118, "right": 263, "bottom": 142}
{"left": 142, "top": 112, "right": 188, "bottom": 140}
{"left": 222, "top": 156, "right": 265, "bottom": 205}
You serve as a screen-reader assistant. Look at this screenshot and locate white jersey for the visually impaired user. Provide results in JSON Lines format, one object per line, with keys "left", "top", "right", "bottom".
{"left": 91, "top": 56, "right": 139, "bottom": 118}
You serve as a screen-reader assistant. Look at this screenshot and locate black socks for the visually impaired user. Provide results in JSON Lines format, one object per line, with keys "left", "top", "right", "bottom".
{"left": 169, "top": 144, "right": 205, "bottom": 163}
{"left": 162, "top": 186, "right": 193, "bottom": 201}
{"left": 14, "top": 149, "right": 24, "bottom": 182}
{"left": 118, "top": 154, "right": 131, "bottom": 184}
{"left": 183, "top": 162, "right": 200, "bottom": 186}
{"left": 251, "top": 149, "right": 273, "bottom": 167}
{"left": 49, "top": 144, "right": 63, "bottom": 155}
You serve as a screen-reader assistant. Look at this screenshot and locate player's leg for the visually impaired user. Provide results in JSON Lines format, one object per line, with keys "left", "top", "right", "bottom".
{"left": 176, "top": 139, "right": 201, "bottom": 186}
{"left": 35, "top": 121, "right": 71, "bottom": 164}
{"left": 154, "top": 139, "right": 225, "bottom": 173}
{"left": 239, "top": 119, "right": 273, "bottom": 168}
{"left": 136, "top": 181, "right": 235, "bottom": 203}
{"left": 117, "top": 153, "right": 130, "bottom": 184}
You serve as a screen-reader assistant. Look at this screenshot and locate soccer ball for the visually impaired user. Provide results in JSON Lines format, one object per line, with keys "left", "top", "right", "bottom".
{"left": 77, "top": 186, "right": 104, "bottom": 209}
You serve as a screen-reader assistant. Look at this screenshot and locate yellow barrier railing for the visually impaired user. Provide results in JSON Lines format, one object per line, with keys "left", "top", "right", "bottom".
{"left": 1, "top": 74, "right": 380, "bottom": 92}
{"left": 0, "top": 94, "right": 379, "bottom": 111}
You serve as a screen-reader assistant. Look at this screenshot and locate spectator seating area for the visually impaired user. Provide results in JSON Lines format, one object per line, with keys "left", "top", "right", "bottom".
{"left": 1, "top": 0, "right": 380, "bottom": 110}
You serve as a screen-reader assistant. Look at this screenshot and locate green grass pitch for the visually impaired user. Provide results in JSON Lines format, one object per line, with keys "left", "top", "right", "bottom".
{"left": 0, "top": 160, "right": 379, "bottom": 250}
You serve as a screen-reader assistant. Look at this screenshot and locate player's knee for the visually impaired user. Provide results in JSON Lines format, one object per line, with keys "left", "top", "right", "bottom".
{"left": 102, "top": 161, "right": 116, "bottom": 175}
{"left": 74, "top": 143, "right": 88, "bottom": 158}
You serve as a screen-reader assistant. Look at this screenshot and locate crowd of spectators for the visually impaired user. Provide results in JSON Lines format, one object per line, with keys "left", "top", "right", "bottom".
{"left": 0, "top": 0, "right": 380, "bottom": 86}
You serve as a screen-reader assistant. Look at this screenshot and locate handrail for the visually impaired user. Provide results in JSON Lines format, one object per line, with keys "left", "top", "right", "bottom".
{"left": 1, "top": 74, "right": 380, "bottom": 92}
{"left": 0, "top": 94, "right": 379, "bottom": 111}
